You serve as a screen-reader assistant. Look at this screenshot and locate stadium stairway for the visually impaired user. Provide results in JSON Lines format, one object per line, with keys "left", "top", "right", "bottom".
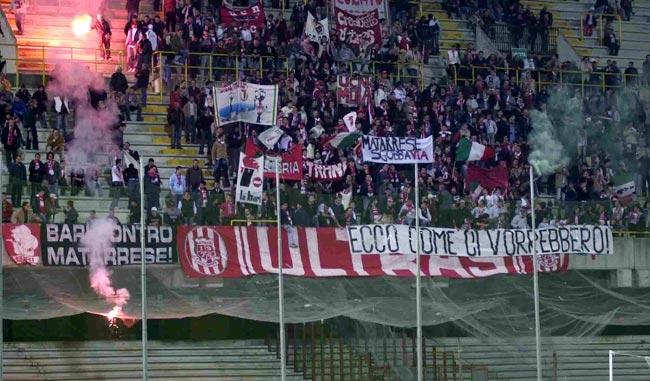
{"left": 0, "top": 0, "right": 129, "bottom": 75}
{"left": 521, "top": 0, "right": 650, "bottom": 68}
{"left": 3, "top": 340, "right": 305, "bottom": 380}
{"left": 417, "top": 1, "right": 477, "bottom": 55}
{"left": 1, "top": 98, "right": 213, "bottom": 224}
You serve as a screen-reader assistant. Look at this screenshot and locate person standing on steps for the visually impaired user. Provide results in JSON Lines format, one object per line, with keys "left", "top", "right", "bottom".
{"left": 125, "top": 20, "right": 141, "bottom": 72}
{"left": 167, "top": 102, "right": 184, "bottom": 149}
{"left": 92, "top": 14, "right": 112, "bottom": 61}
{"left": 12, "top": 0, "right": 28, "bottom": 36}
{"left": 134, "top": 63, "right": 150, "bottom": 107}
{"left": 8, "top": 154, "right": 26, "bottom": 207}
{"left": 110, "top": 158, "right": 125, "bottom": 209}
{"left": 126, "top": 0, "right": 140, "bottom": 19}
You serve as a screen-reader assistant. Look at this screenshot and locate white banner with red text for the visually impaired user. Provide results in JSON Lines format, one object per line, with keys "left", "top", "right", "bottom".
{"left": 178, "top": 226, "right": 574, "bottom": 278}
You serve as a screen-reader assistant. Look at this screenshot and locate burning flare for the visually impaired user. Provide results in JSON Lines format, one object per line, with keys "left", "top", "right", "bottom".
{"left": 71, "top": 14, "right": 92, "bottom": 37}
{"left": 81, "top": 219, "right": 130, "bottom": 327}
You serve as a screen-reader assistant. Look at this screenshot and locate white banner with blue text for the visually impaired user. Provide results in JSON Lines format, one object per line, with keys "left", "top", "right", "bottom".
{"left": 361, "top": 135, "right": 433, "bottom": 164}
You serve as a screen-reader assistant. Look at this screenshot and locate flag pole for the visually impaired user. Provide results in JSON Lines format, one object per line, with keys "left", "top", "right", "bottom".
{"left": 530, "top": 166, "right": 541, "bottom": 381}
{"left": 140, "top": 158, "right": 148, "bottom": 381}
{"left": 414, "top": 161, "right": 423, "bottom": 381}
{"left": 275, "top": 159, "right": 286, "bottom": 381}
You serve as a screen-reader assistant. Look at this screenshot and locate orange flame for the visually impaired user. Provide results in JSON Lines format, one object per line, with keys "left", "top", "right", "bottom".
{"left": 71, "top": 14, "right": 92, "bottom": 37}
{"left": 106, "top": 305, "right": 122, "bottom": 328}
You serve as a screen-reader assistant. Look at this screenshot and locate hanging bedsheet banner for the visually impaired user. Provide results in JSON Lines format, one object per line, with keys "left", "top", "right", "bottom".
{"left": 2, "top": 223, "right": 177, "bottom": 267}
{"left": 220, "top": 2, "right": 266, "bottom": 28}
{"left": 214, "top": 82, "right": 278, "bottom": 126}
{"left": 361, "top": 135, "right": 434, "bottom": 164}
{"left": 172, "top": 225, "right": 610, "bottom": 278}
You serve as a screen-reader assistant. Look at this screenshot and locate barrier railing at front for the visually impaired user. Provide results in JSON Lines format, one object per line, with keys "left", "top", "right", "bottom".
{"left": 152, "top": 50, "right": 425, "bottom": 97}
{"left": 0, "top": 42, "right": 125, "bottom": 87}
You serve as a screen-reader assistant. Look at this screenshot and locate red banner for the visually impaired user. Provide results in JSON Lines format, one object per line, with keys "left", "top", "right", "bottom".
{"left": 466, "top": 164, "right": 509, "bottom": 191}
{"left": 245, "top": 139, "right": 303, "bottom": 181}
{"left": 336, "top": 75, "right": 373, "bottom": 107}
{"left": 334, "top": 7, "right": 382, "bottom": 49}
{"left": 2, "top": 223, "right": 41, "bottom": 266}
{"left": 178, "top": 226, "right": 569, "bottom": 278}
{"left": 220, "top": 3, "right": 266, "bottom": 29}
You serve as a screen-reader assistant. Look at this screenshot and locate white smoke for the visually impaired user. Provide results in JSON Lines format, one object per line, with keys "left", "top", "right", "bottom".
{"left": 81, "top": 218, "right": 130, "bottom": 318}
{"left": 47, "top": 62, "right": 120, "bottom": 170}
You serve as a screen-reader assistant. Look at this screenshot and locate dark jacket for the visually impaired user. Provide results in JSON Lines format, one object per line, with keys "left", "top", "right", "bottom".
{"left": 135, "top": 67, "right": 150, "bottom": 89}
{"left": 29, "top": 160, "right": 44, "bottom": 183}
{"left": 1, "top": 124, "right": 21, "bottom": 149}
{"left": 167, "top": 108, "right": 184, "bottom": 126}
{"left": 9, "top": 161, "right": 26, "bottom": 185}
{"left": 186, "top": 166, "right": 204, "bottom": 190}
{"left": 110, "top": 71, "right": 129, "bottom": 93}
{"left": 31, "top": 90, "right": 48, "bottom": 113}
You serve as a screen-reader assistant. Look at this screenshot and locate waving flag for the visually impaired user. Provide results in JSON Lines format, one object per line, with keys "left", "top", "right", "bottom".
{"left": 456, "top": 138, "right": 495, "bottom": 162}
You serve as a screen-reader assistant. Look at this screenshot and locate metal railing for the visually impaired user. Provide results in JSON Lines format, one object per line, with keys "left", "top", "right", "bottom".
{"left": 151, "top": 50, "right": 425, "bottom": 97}
{"left": 450, "top": 63, "right": 648, "bottom": 96}
{"left": 580, "top": 13, "right": 623, "bottom": 44}
{"left": 484, "top": 22, "right": 559, "bottom": 56}
{"left": 0, "top": 42, "right": 125, "bottom": 87}
{"left": 0, "top": 41, "right": 423, "bottom": 92}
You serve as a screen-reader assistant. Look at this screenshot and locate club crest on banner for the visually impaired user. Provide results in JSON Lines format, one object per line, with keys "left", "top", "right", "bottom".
{"left": 183, "top": 226, "right": 228, "bottom": 276}
{"left": 4, "top": 224, "right": 40, "bottom": 266}
{"left": 537, "top": 254, "right": 562, "bottom": 272}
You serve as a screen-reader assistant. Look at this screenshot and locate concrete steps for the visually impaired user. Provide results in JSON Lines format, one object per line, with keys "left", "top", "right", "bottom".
{"left": 1, "top": 0, "right": 130, "bottom": 76}
{"left": 417, "top": 2, "right": 477, "bottom": 54}
{"left": 4, "top": 340, "right": 305, "bottom": 381}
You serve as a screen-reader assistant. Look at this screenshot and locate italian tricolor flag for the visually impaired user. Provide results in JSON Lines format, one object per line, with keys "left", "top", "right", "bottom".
{"left": 329, "top": 131, "right": 362, "bottom": 150}
{"left": 455, "top": 138, "right": 495, "bottom": 162}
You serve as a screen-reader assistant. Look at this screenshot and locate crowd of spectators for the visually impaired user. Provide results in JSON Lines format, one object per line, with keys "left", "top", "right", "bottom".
{"left": 1, "top": 0, "right": 650, "bottom": 233}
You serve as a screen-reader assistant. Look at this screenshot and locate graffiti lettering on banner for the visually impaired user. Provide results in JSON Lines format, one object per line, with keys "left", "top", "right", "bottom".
{"left": 40, "top": 224, "right": 176, "bottom": 266}
{"left": 334, "top": 0, "right": 389, "bottom": 21}
{"left": 263, "top": 145, "right": 303, "bottom": 181}
{"left": 336, "top": 75, "right": 372, "bottom": 106}
{"left": 361, "top": 135, "right": 434, "bottom": 164}
{"left": 334, "top": 8, "right": 382, "bottom": 50}
{"left": 220, "top": 3, "right": 266, "bottom": 28}
{"left": 347, "top": 224, "right": 614, "bottom": 257}
{"left": 177, "top": 226, "right": 572, "bottom": 278}
{"left": 304, "top": 160, "right": 347, "bottom": 181}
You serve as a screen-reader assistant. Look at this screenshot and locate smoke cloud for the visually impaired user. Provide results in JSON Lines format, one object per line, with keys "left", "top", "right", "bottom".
{"left": 81, "top": 218, "right": 130, "bottom": 318}
{"left": 47, "top": 62, "right": 120, "bottom": 169}
{"left": 529, "top": 88, "right": 583, "bottom": 175}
